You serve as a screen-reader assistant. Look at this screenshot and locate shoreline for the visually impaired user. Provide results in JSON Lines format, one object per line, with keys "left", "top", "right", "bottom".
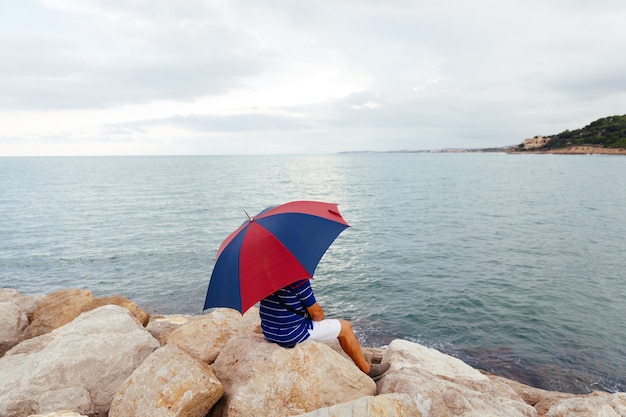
{"left": 5, "top": 287, "right": 624, "bottom": 396}
{"left": 2, "top": 287, "right": 625, "bottom": 416}
{"left": 508, "top": 145, "right": 626, "bottom": 155}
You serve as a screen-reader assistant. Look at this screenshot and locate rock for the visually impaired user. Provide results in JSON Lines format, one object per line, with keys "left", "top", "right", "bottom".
{"left": 109, "top": 344, "right": 224, "bottom": 417}
{"left": 19, "top": 288, "right": 95, "bottom": 341}
{"left": 322, "top": 339, "right": 385, "bottom": 366}
{"left": 165, "top": 307, "right": 261, "bottom": 363}
{"left": 377, "top": 339, "right": 537, "bottom": 417}
{"left": 293, "top": 393, "right": 422, "bottom": 417}
{"left": 147, "top": 314, "right": 200, "bottom": 344}
{"left": 28, "top": 411, "right": 88, "bottom": 417}
{"left": 0, "top": 288, "right": 22, "bottom": 301}
{"left": 486, "top": 373, "right": 576, "bottom": 415}
{"left": 0, "top": 288, "right": 44, "bottom": 321}
{"left": 0, "top": 305, "right": 160, "bottom": 417}
{"left": 83, "top": 294, "right": 150, "bottom": 326}
{"left": 19, "top": 289, "right": 151, "bottom": 342}
{"left": 0, "top": 289, "right": 44, "bottom": 355}
{"left": 210, "top": 333, "right": 376, "bottom": 417}
{"left": 546, "top": 392, "right": 626, "bottom": 417}
{"left": 0, "top": 299, "right": 29, "bottom": 356}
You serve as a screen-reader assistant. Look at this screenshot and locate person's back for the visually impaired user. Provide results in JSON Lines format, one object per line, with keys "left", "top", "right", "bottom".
{"left": 260, "top": 280, "right": 314, "bottom": 348}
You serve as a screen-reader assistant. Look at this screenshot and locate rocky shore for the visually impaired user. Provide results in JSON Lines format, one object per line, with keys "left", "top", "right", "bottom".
{"left": 508, "top": 145, "right": 626, "bottom": 155}
{"left": 1, "top": 288, "right": 624, "bottom": 417}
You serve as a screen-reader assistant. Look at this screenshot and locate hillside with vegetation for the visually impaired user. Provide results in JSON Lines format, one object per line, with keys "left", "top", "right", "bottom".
{"left": 517, "top": 115, "right": 626, "bottom": 152}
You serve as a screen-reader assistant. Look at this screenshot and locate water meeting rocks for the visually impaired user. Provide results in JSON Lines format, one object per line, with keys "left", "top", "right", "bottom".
{"left": 1, "top": 289, "right": 626, "bottom": 417}
{"left": 377, "top": 339, "right": 537, "bottom": 416}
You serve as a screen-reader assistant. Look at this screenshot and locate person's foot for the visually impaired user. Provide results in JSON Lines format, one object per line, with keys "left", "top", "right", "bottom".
{"left": 367, "top": 362, "right": 391, "bottom": 381}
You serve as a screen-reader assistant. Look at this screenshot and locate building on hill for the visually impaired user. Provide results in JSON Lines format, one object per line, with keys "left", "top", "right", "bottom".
{"left": 522, "top": 135, "right": 551, "bottom": 149}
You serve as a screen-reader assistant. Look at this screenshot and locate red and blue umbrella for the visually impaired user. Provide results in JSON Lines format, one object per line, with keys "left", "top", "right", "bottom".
{"left": 203, "top": 200, "right": 350, "bottom": 314}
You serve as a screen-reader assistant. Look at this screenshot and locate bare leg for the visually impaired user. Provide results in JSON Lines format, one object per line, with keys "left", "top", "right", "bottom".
{"left": 336, "top": 319, "right": 370, "bottom": 373}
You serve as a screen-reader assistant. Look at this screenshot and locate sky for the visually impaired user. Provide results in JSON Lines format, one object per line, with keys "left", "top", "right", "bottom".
{"left": 1, "top": 0, "right": 626, "bottom": 156}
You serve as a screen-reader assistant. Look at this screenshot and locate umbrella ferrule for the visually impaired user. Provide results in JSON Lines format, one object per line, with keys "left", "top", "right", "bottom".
{"left": 244, "top": 209, "right": 253, "bottom": 221}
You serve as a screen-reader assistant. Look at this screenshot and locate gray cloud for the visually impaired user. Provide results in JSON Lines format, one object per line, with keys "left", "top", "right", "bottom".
{"left": 1, "top": 0, "right": 625, "bottom": 154}
{"left": 0, "top": 1, "right": 268, "bottom": 110}
{"left": 107, "top": 112, "right": 312, "bottom": 134}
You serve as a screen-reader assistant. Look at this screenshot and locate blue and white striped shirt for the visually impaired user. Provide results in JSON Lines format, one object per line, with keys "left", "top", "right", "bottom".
{"left": 259, "top": 279, "right": 316, "bottom": 348}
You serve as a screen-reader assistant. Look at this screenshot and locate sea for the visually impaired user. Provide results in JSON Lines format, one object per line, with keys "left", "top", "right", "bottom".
{"left": 1, "top": 153, "right": 625, "bottom": 395}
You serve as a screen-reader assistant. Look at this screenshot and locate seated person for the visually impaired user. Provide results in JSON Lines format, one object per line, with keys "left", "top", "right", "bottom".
{"left": 260, "top": 279, "right": 390, "bottom": 380}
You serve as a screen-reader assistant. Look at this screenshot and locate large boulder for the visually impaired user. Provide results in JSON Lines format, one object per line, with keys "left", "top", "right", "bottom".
{"left": 293, "top": 393, "right": 422, "bottom": 417}
{"left": 377, "top": 339, "right": 538, "bottom": 417}
{"left": 165, "top": 307, "right": 260, "bottom": 363}
{"left": 109, "top": 343, "right": 224, "bottom": 417}
{"left": 28, "top": 412, "right": 88, "bottom": 417}
{"left": 0, "top": 289, "right": 44, "bottom": 355}
{"left": 19, "top": 288, "right": 96, "bottom": 340}
{"left": 486, "top": 373, "right": 576, "bottom": 415}
{"left": 84, "top": 294, "right": 150, "bottom": 326}
{"left": 210, "top": 333, "right": 376, "bottom": 417}
{"left": 0, "top": 299, "right": 29, "bottom": 356}
{"left": 545, "top": 392, "right": 626, "bottom": 417}
{"left": 19, "top": 289, "right": 151, "bottom": 342}
{"left": 0, "top": 288, "right": 43, "bottom": 320}
{"left": 147, "top": 314, "right": 200, "bottom": 344}
{"left": 0, "top": 305, "right": 160, "bottom": 417}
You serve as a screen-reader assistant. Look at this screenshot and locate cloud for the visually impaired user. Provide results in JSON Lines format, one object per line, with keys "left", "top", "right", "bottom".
{"left": 1, "top": 0, "right": 268, "bottom": 110}
{"left": 1, "top": 0, "right": 626, "bottom": 155}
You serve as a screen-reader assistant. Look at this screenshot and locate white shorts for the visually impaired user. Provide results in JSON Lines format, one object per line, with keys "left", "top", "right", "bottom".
{"left": 307, "top": 319, "right": 341, "bottom": 342}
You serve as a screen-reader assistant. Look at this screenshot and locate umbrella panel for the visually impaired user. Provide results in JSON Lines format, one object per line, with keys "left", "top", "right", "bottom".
{"left": 238, "top": 222, "right": 311, "bottom": 312}
{"left": 255, "top": 213, "right": 348, "bottom": 276}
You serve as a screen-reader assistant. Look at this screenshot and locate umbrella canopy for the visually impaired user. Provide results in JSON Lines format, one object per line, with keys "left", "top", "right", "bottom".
{"left": 203, "top": 200, "right": 350, "bottom": 314}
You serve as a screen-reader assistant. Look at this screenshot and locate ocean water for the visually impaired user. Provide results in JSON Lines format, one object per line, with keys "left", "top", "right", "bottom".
{"left": 1, "top": 153, "right": 625, "bottom": 394}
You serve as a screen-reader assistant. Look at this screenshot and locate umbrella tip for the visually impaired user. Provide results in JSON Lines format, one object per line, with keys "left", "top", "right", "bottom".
{"left": 244, "top": 209, "right": 253, "bottom": 221}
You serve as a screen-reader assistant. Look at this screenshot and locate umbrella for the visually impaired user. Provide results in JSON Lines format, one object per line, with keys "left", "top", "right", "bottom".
{"left": 203, "top": 200, "right": 350, "bottom": 314}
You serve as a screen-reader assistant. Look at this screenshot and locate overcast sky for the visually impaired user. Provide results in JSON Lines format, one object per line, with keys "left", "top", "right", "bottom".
{"left": 1, "top": 0, "right": 625, "bottom": 156}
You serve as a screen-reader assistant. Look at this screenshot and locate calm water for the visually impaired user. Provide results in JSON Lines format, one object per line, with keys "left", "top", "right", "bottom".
{"left": 1, "top": 153, "right": 625, "bottom": 394}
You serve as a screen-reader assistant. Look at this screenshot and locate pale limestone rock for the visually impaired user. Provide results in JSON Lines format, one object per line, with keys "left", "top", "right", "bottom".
{"left": 19, "top": 289, "right": 151, "bottom": 342}
{"left": 210, "top": 333, "right": 376, "bottom": 417}
{"left": 293, "top": 393, "right": 422, "bottom": 417}
{"left": 323, "top": 339, "right": 385, "bottom": 365}
{"left": 0, "top": 299, "right": 28, "bottom": 356}
{"left": 0, "top": 290, "right": 44, "bottom": 356}
{"left": 83, "top": 294, "right": 150, "bottom": 326}
{"left": 109, "top": 343, "right": 223, "bottom": 417}
{"left": 486, "top": 373, "right": 576, "bottom": 416}
{"left": 0, "top": 288, "right": 21, "bottom": 300}
{"left": 19, "top": 288, "right": 95, "bottom": 341}
{"left": 378, "top": 339, "right": 537, "bottom": 417}
{"left": 546, "top": 392, "right": 626, "bottom": 417}
{"left": 0, "top": 305, "right": 160, "bottom": 417}
{"left": 165, "top": 307, "right": 261, "bottom": 363}
{"left": 386, "top": 339, "right": 489, "bottom": 381}
{"left": 0, "top": 289, "right": 44, "bottom": 320}
{"left": 28, "top": 411, "right": 88, "bottom": 417}
{"left": 147, "top": 314, "right": 200, "bottom": 344}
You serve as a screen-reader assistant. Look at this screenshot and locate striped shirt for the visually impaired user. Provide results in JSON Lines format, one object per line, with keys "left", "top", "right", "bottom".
{"left": 259, "top": 279, "right": 316, "bottom": 348}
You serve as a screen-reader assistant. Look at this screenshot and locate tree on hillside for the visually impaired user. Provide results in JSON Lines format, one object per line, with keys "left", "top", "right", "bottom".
{"left": 539, "top": 115, "right": 626, "bottom": 149}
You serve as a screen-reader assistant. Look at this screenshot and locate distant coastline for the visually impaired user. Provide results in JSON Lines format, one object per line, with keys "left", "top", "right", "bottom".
{"left": 341, "top": 145, "right": 626, "bottom": 155}
{"left": 507, "top": 145, "right": 626, "bottom": 155}
{"left": 341, "top": 115, "right": 626, "bottom": 156}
